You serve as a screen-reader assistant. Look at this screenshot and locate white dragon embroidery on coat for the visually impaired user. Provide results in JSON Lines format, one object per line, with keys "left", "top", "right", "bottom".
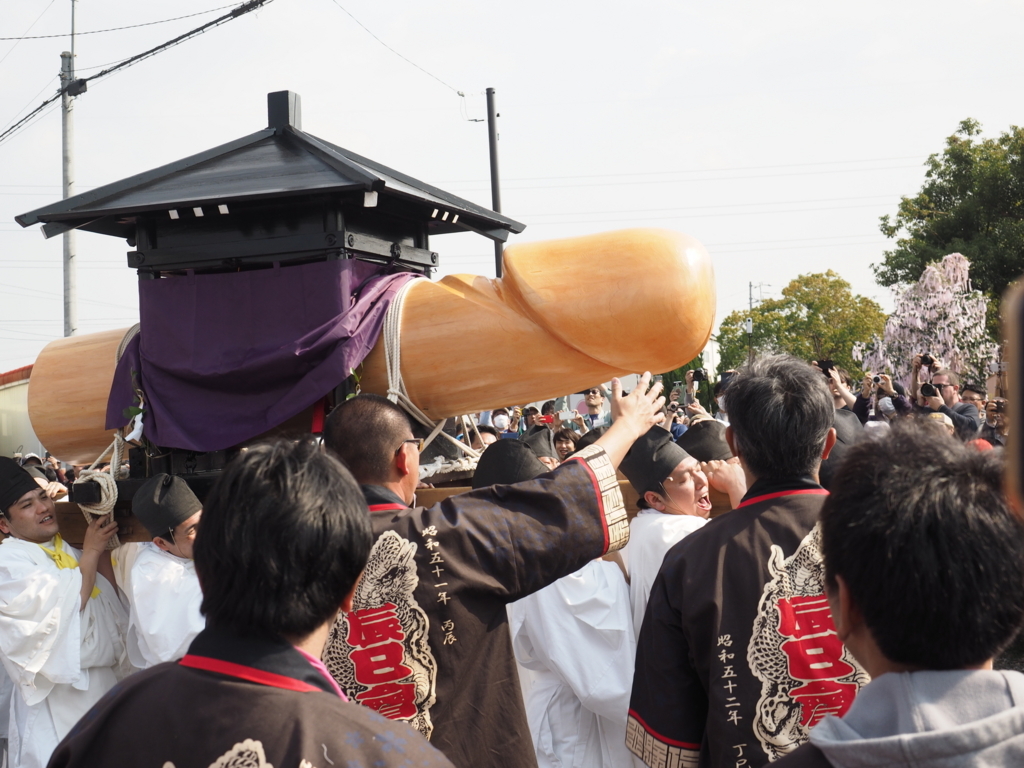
{"left": 747, "top": 524, "right": 868, "bottom": 760}
{"left": 322, "top": 530, "right": 437, "bottom": 739}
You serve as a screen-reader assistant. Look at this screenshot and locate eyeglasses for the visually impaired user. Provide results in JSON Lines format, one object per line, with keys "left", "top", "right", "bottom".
{"left": 931, "top": 382, "right": 952, "bottom": 389}
{"left": 395, "top": 438, "right": 424, "bottom": 455}
{"left": 587, "top": 389, "right": 602, "bottom": 396}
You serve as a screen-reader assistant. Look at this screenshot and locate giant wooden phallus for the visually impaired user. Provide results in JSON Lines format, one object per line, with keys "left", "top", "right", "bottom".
{"left": 28, "top": 228, "right": 714, "bottom": 463}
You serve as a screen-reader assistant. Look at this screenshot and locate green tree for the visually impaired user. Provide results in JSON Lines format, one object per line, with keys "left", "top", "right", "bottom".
{"left": 716, "top": 271, "right": 886, "bottom": 376}
{"left": 874, "top": 119, "right": 1024, "bottom": 336}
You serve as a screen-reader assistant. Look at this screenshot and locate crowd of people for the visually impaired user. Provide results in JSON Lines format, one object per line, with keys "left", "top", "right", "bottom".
{"left": 0, "top": 353, "right": 1020, "bottom": 768}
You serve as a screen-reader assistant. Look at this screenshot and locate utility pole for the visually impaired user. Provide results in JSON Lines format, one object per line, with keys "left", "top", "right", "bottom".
{"left": 485, "top": 87, "right": 503, "bottom": 278}
{"left": 59, "top": 0, "right": 78, "bottom": 337}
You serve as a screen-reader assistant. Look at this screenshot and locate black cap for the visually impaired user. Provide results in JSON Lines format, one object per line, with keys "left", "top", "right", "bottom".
{"left": 520, "top": 424, "right": 557, "bottom": 460}
{"left": 572, "top": 426, "right": 607, "bottom": 454}
{"left": 132, "top": 474, "right": 201, "bottom": 538}
{"left": 0, "top": 457, "right": 42, "bottom": 515}
{"left": 676, "top": 419, "right": 733, "bottom": 462}
{"left": 472, "top": 440, "right": 548, "bottom": 489}
{"left": 620, "top": 426, "right": 692, "bottom": 497}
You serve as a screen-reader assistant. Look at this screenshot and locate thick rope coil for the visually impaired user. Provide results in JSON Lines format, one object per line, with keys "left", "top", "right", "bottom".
{"left": 383, "top": 280, "right": 480, "bottom": 459}
{"left": 75, "top": 469, "right": 120, "bottom": 549}
{"left": 71, "top": 323, "right": 139, "bottom": 549}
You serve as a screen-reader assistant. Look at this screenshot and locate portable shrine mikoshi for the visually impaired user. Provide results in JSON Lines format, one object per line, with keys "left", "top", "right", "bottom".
{"left": 16, "top": 91, "right": 716, "bottom": 542}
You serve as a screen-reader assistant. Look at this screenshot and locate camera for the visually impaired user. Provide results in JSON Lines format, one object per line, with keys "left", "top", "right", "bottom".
{"left": 995, "top": 400, "right": 1007, "bottom": 414}
{"left": 818, "top": 360, "right": 835, "bottom": 377}
{"left": 692, "top": 368, "right": 707, "bottom": 383}
{"left": 873, "top": 375, "right": 882, "bottom": 384}
{"left": 921, "top": 383, "right": 938, "bottom": 397}
{"left": 920, "top": 354, "right": 935, "bottom": 367}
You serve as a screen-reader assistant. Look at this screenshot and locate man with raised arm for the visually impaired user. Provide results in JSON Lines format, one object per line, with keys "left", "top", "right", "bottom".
{"left": 0, "top": 457, "right": 126, "bottom": 768}
{"left": 321, "top": 375, "right": 665, "bottom": 768}
{"left": 628, "top": 356, "right": 868, "bottom": 768}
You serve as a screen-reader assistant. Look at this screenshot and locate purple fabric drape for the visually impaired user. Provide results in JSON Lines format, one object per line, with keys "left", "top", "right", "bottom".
{"left": 106, "top": 260, "right": 417, "bottom": 452}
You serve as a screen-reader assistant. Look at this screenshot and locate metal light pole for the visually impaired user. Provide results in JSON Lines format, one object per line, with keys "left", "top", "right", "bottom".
{"left": 744, "top": 317, "right": 753, "bottom": 365}
{"left": 59, "top": 0, "right": 78, "bottom": 337}
{"left": 485, "top": 87, "right": 502, "bottom": 278}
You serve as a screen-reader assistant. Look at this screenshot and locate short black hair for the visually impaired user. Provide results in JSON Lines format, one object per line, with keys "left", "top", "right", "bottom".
{"left": 476, "top": 425, "right": 499, "bottom": 438}
{"left": 323, "top": 394, "right": 411, "bottom": 484}
{"left": 726, "top": 355, "right": 834, "bottom": 479}
{"left": 822, "top": 420, "right": 1024, "bottom": 669}
{"left": 541, "top": 400, "right": 556, "bottom": 415}
{"left": 194, "top": 441, "right": 372, "bottom": 641}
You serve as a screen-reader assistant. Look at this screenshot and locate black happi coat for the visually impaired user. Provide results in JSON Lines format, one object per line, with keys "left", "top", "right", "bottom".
{"left": 627, "top": 478, "right": 868, "bottom": 768}
{"left": 48, "top": 628, "right": 455, "bottom": 768}
{"left": 322, "top": 444, "right": 628, "bottom": 768}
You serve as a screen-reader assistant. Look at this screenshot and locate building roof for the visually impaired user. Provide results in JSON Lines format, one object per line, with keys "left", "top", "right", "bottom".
{"left": 16, "top": 91, "right": 524, "bottom": 244}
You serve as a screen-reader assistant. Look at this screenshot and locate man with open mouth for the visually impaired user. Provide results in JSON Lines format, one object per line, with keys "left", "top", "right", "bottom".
{"left": 0, "top": 456, "right": 126, "bottom": 768}
{"left": 620, "top": 427, "right": 711, "bottom": 640}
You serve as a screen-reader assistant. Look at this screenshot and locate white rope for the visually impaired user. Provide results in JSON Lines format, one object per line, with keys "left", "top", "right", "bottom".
{"left": 74, "top": 469, "right": 121, "bottom": 549}
{"left": 382, "top": 280, "right": 480, "bottom": 459}
{"left": 69, "top": 323, "right": 140, "bottom": 549}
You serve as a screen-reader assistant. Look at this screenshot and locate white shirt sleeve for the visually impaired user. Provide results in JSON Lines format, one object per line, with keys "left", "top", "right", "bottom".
{"left": 128, "top": 544, "right": 205, "bottom": 668}
{"left": 509, "top": 560, "right": 635, "bottom": 723}
{"left": 0, "top": 539, "right": 84, "bottom": 706}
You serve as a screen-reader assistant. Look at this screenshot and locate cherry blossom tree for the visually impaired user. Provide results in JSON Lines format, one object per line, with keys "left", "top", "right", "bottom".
{"left": 854, "top": 253, "right": 997, "bottom": 387}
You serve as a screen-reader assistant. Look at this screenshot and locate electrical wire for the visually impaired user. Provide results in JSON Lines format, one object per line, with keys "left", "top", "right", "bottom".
{"left": 326, "top": 0, "right": 460, "bottom": 95}
{"left": 433, "top": 156, "right": 927, "bottom": 185}
{"left": 443, "top": 164, "right": 924, "bottom": 194}
{"left": 0, "top": 0, "right": 275, "bottom": 149}
{"left": 0, "top": 0, "right": 58, "bottom": 69}
{"left": 0, "top": 4, "right": 239, "bottom": 40}
{"left": 0, "top": 76, "right": 58, "bottom": 135}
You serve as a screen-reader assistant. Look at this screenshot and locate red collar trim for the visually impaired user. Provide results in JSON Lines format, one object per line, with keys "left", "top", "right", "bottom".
{"left": 627, "top": 709, "right": 701, "bottom": 750}
{"left": 368, "top": 503, "right": 409, "bottom": 512}
{"left": 179, "top": 654, "right": 323, "bottom": 693}
{"left": 735, "top": 488, "right": 829, "bottom": 510}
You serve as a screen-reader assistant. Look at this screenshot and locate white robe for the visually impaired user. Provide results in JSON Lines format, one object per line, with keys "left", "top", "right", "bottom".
{"left": 620, "top": 510, "right": 706, "bottom": 640}
{"left": 0, "top": 537, "right": 128, "bottom": 768}
{"left": 508, "top": 560, "right": 635, "bottom": 768}
{"left": 127, "top": 543, "right": 205, "bottom": 668}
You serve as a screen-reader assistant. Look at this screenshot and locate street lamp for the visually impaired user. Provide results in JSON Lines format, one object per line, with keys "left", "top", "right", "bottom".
{"left": 743, "top": 317, "right": 753, "bottom": 364}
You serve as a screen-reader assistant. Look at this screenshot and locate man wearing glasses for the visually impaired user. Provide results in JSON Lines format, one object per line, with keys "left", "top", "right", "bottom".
{"left": 918, "top": 367, "right": 982, "bottom": 440}
{"left": 320, "top": 381, "right": 665, "bottom": 768}
{"left": 582, "top": 387, "right": 610, "bottom": 430}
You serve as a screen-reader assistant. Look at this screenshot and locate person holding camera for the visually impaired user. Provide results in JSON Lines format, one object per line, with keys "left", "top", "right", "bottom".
{"left": 852, "top": 373, "right": 911, "bottom": 425}
{"left": 980, "top": 397, "right": 1008, "bottom": 447}
{"left": 912, "top": 356, "right": 981, "bottom": 440}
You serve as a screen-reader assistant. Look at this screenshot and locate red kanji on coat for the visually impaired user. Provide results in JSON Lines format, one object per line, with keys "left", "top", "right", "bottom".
{"left": 346, "top": 603, "right": 416, "bottom": 718}
{"left": 776, "top": 595, "right": 857, "bottom": 727}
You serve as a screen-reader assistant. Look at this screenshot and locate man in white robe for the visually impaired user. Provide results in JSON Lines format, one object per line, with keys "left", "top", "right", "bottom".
{"left": 0, "top": 457, "right": 126, "bottom": 768}
{"left": 509, "top": 559, "right": 636, "bottom": 768}
{"left": 125, "top": 474, "right": 204, "bottom": 669}
{"left": 619, "top": 428, "right": 711, "bottom": 640}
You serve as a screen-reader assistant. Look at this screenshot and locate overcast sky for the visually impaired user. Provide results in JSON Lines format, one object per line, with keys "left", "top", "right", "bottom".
{"left": 2, "top": 0, "right": 1022, "bottom": 373}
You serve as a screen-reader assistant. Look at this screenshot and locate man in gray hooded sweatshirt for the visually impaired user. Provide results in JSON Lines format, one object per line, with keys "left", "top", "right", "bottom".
{"left": 776, "top": 420, "right": 1024, "bottom": 767}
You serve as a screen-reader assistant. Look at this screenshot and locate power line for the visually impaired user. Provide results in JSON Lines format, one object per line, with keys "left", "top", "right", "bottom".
{"left": 0, "top": 0, "right": 276, "bottom": 149}
{"left": 325, "top": 0, "right": 461, "bottom": 96}
{"left": 0, "top": 4, "right": 239, "bottom": 40}
{"left": 443, "top": 164, "right": 924, "bottom": 194}
{"left": 433, "top": 156, "right": 927, "bottom": 185}
{"left": 0, "top": 76, "right": 58, "bottom": 134}
{"left": 0, "top": 0, "right": 58, "bottom": 69}
{"left": 520, "top": 194, "right": 899, "bottom": 219}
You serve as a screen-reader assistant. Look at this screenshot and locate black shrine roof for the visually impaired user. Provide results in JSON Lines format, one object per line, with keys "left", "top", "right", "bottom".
{"left": 16, "top": 91, "right": 525, "bottom": 244}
